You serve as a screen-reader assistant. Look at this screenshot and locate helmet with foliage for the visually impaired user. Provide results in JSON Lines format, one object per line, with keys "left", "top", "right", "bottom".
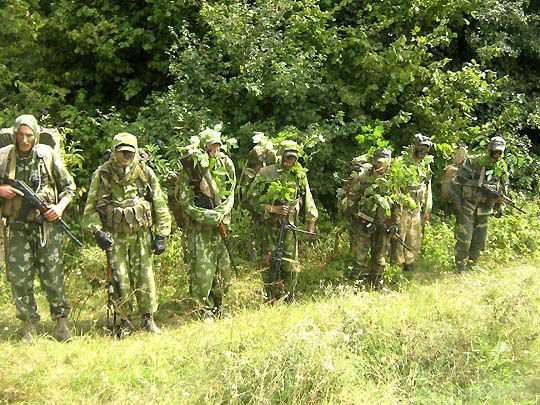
{"left": 413, "top": 133, "right": 433, "bottom": 148}
{"left": 372, "top": 148, "right": 392, "bottom": 165}
{"left": 487, "top": 136, "right": 506, "bottom": 152}
{"left": 278, "top": 139, "right": 300, "bottom": 158}
{"left": 199, "top": 127, "right": 222, "bottom": 147}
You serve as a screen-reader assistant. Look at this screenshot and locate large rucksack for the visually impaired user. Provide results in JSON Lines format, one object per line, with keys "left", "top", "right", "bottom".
{"left": 441, "top": 147, "right": 468, "bottom": 202}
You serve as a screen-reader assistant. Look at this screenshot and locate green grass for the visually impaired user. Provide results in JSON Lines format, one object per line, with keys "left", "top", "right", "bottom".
{"left": 1, "top": 200, "right": 540, "bottom": 404}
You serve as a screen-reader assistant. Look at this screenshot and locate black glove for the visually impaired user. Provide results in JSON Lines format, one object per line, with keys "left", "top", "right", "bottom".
{"left": 95, "top": 230, "right": 114, "bottom": 250}
{"left": 386, "top": 224, "right": 400, "bottom": 236}
{"left": 364, "top": 222, "right": 377, "bottom": 235}
{"left": 153, "top": 235, "right": 167, "bottom": 255}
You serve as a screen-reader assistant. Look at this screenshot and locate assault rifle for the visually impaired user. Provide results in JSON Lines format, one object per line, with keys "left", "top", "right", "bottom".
{"left": 268, "top": 203, "right": 315, "bottom": 296}
{"left": 482, "top": 184, "right": 526, "bottom": 215}
{"left": 4, "top": 178, "right": 84, "bottom": 247}
{"left": 368, "top": 221, "right": 413, "bottom": 252}
{"left": 179, "top": 155, "right": 237, "bottom": 272}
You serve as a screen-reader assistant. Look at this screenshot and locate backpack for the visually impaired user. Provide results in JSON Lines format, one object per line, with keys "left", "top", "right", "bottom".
{"left": 440, "top": 147, "right": 468, "bottom": 202}
{"left": 0, "top": 127, "right": 61, "bottom": 152}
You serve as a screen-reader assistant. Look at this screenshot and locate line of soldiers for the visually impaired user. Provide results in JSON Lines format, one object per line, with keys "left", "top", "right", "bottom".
{"left": 0, "top": 114, "right": 510, "bottom": 343}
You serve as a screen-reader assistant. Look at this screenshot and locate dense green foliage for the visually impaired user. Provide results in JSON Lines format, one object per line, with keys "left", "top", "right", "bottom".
{"left": 1, "top": 0, "right": 539, "bottom": 205}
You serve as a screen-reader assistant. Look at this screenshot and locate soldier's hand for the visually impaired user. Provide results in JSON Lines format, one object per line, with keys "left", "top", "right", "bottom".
{"left": 43, "top": 204, "right": 63, "bottom": 222}
{"left": 153, "top": 235, "right": 167, "bottom": 255}
{"left": 95, "top": 230, "right": 114, "bottom": 250}
{"left": 306, "top": 221, "right": 316, "bottom": 238}
{"left": 265, "top": 204, "right": 289, "bottom": 216}
{"left": 423, "top": 212, "right": 431, "bottom": 222}
{"left": 0, "top": 185, "right": 23, "bottom": 200}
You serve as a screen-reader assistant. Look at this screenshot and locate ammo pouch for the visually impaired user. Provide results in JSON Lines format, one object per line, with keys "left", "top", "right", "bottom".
{"left": 100, "top": 197, "right": 153, "bottom": 234}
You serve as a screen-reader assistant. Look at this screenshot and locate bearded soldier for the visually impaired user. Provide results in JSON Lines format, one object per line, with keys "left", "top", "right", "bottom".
{"left": 392, "top": 134, "right": 433, "bottom": 271}
{"left": 247, "top": 140, "right": 318, "bottom": 302}
{"left": 175, "top": 128, "right": 236, "bottom": 317}
{"left": 82, "top": 132, "right": 171, "bottom": 336}
{"left": 0, "top": 114, "right": 75, "bottom": 343}
{"left": 338, "top": 148, "right": 398, "bottom": 287}
{"left": 450, "top": 136, "right": 508, "bottom": 272}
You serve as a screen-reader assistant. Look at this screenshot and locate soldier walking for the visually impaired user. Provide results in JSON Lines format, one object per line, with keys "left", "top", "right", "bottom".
{"left": 450, "top": 136, "right": 508, "bottom": 272}
{"left": 392, "top": 134, "right": 433, "bottom": 271}
{"left": 0, "top": 114, "right": 75, "bottom": 343}
{"left": 338, "top": 148, "right": 399, "bottom": 287}
{"left": 247, "top": 140, "right": 318, "bottom": 302}
{"left": 82, "top": 132, "right": 171, "bottom": 337}
{"left": 175, "top": 128, "right": 236, "bottom": 317}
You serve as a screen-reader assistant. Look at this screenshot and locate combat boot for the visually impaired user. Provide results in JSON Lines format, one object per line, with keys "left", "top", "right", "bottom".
{"left": 53, "top": 317, "right": 72, "bottom": 342}
{"left": 142, "top": 313, "right": 161, "bottom": 335}
{"left": 456, "top": 260, "right": 467, "bottom": 273}
{"left": 116, "top": 316, "right": 133, "bottom": 339}
{"left": 21, "top": 321, "right": 37, "bottom": 344}
{"left": 210, "top": 296, "right": 223, "bottom": 317}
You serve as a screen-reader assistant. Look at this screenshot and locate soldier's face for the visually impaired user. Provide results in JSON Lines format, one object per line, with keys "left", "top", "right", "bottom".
{"left": 373, "top": 161, "right": 388, "bottom": 175}
{"left": 490, "top": 149, "right": 503, "bottom": 162}
{"left": 16, "top": 125, "right": 35, "bottom": 156}
{"left": 282, "top": 155, "right": 297, "bottom": 170}
{"left": 115, "top": 150, "right": 135, "bottom": 166}
{"left": 414, "top": 146, "right": 429, "bottom": 160}
{"left": 207, "top": 143, "right": 221, "bottom": 158}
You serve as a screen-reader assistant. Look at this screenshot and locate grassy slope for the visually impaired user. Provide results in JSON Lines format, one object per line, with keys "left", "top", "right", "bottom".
{"left": 1, "top": 259, "right": 539, "bottom": 404}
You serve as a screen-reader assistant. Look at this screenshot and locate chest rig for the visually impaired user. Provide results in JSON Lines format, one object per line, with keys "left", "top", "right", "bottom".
{"left": 95, "top": 160, "right": 154, "bottom": 234}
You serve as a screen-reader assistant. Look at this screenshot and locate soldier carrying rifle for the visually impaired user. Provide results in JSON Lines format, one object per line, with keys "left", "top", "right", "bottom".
{"left": 247, "top": 140, "right": 318, "bottom": 302}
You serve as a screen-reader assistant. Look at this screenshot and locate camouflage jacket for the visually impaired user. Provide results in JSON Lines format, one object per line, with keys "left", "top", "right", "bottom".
{"left": 450, "top": 153, "right": 508, "bottom": 207}
{"left": 401, "top": 150, "right": 433, "bottom": 214}
{"left": 247, "top": 163, "right": 318, "bottom": 225}
{"left": 175, "top": 153, "right": 236, "bottom": 228}
{"left": 0, "top": 144, "right": 75, "bottom": 220}
{"left": 83, "top": 160, "right": 172, "bottom": 237}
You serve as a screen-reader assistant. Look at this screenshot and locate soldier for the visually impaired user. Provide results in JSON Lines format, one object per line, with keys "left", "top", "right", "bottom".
{"left": 238, "top": 132, "right": 276, "bottom": 260}
{"left": 450, "top": 136, "right": 507, "bottom": 272}
{"left": 175, "top": 128, "right": 236, "bottom": 317}
{"left": 82, "top": 132, "right": 171, "bottom": 336}
{"left": 338, "top": 148, "right": 398, "bottom": 287}
{"left": 247, "top": 140, "right": 318, "bottom": 302}
{"left": 0, "top": 114, "right": 75, "bottom": 343}
{"left": 392, "top": 134, "right": 433, "bottom": 271}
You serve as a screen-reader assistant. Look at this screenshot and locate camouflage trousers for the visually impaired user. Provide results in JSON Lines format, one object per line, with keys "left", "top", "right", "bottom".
{"left": 455, "top": 199, "right": 492, "bottom": 266}
{"left": 185, "top": 226, "right": 231, "bottom": 308}
{"left": 392, "top": 209, "right": 423, "bottom": 265}
{"left": 258, "top": 221, "right": 298, "bottom": 300}
{"left": 349, "top": 222, "right": 390, "bottom": 283}
{"left": 5, "top": 221, "right": 70, "bottom": 322}
{"left": 110, "top": 229, "right": 157, "bottom": 315}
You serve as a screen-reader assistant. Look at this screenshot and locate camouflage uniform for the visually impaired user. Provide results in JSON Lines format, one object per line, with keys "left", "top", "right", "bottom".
{"left": 339, "top": 149, "right": 396, "bottom": 284}
{"left": 238, "top": 134, "right": 277, "bottom": 261}
{"left": 247, "top": 141, "right": 318, "bottom": 300}
{"left": 0, "top": 115, "right": 75, "bottom": 326}
{"left": 392, "top": 135, "right": 433, "bottom": 270}
{"left": 82, "top": 133, "right": 172, "bottom": 320}
{"left": 450, "top": 137, "right": 507, "bottom": 271}
{"left": 175, "top": 130, "right": 236, "bottom": 311}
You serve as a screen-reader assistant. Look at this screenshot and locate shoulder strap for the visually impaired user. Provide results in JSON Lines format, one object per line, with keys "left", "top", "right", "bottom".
{"left": 0, "top": 145, "right": 16, "bottom": 179}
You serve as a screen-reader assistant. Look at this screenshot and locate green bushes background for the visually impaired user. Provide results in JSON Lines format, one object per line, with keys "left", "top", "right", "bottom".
{"left": 1, "top": 0, "right": 539, "bottom": 207}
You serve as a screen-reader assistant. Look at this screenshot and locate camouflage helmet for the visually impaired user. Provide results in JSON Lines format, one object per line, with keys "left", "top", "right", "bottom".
{"left": 413, "top": 133, "right": 433, "bottom": 148}
{"left": 372, "top": 148, "right": 392, "bottom": 165}
{"left": 199, "top": 127, "right": 222, "bottom": 147}
{"left": 279, "top": 139, "right": 300, "bottom": 158}
{"left": 13, "top": 114, "right": 40, "bottom": 143}
{"left": 487, "top": 136, "right": 506, "bottom": 152}
{"left": 113, "top": 132, "right": 138, "bottom": 153}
